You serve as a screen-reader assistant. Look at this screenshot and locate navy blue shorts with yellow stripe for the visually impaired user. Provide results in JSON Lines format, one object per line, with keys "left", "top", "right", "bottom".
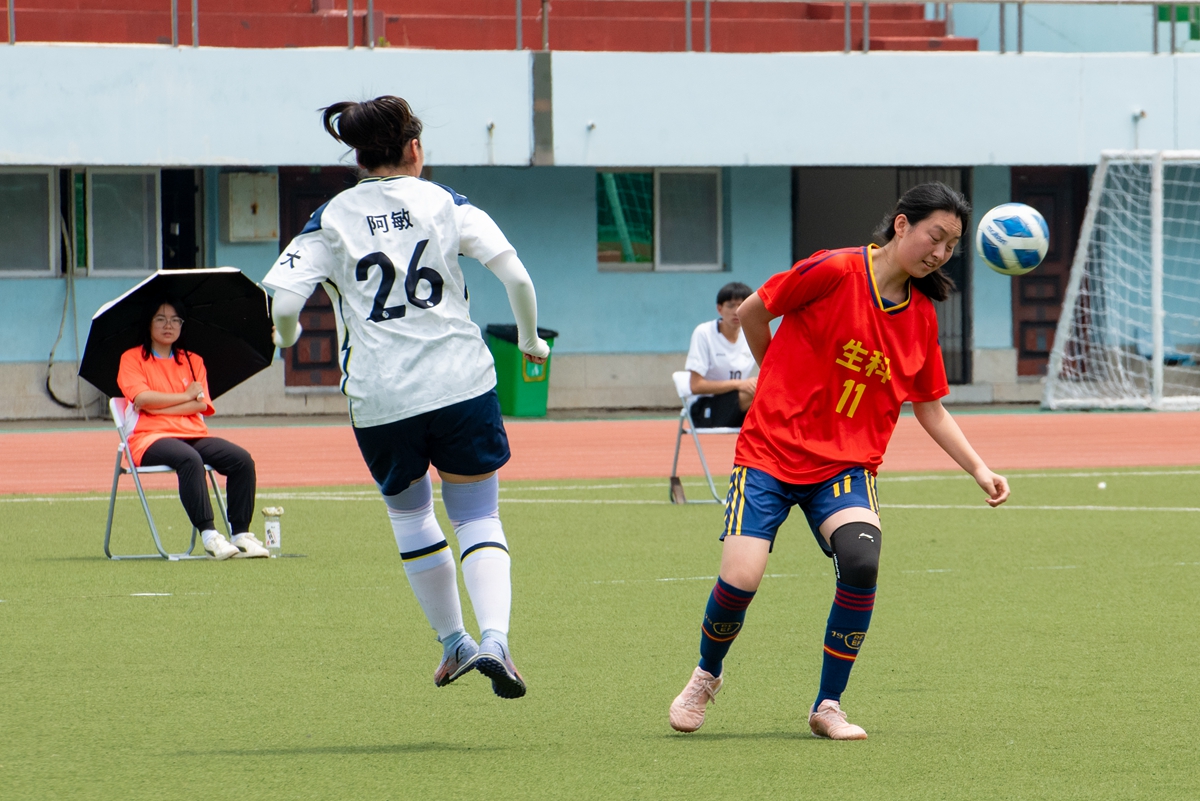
{"left": 721, "top": 464, "right": 880, "bottom": 555}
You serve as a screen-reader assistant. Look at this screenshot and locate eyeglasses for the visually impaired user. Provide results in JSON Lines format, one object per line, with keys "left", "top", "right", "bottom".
{"left": 152, "top": 316, "right": 184, "bottom": 327}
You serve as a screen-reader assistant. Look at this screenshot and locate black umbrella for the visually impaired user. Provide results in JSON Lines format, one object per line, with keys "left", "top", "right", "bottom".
{"left": 80, "top": 268, "right": 274, "bottom": 401}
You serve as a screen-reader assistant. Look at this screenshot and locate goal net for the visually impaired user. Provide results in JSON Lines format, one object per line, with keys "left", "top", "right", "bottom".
{"left": 1044, "top": 151, "right": 1200, "bottom": 410}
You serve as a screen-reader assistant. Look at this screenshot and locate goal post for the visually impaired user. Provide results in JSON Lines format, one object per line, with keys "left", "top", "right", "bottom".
{"left": 1043, "top": 150, "right": 1200, "bottom": 411}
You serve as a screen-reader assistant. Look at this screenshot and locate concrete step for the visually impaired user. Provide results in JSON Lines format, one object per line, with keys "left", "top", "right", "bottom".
{"left": 386, "top": 15, "right": 954, "bottom": 52}
{"left": 17, "top": 0, "right": 312, "bottom": 11}
{"left": 8, "top": 2, "right": 964, "bottom": 51}
{"left": 806, "top": 3, "right": 926, "bottom": 21}
{"left": 868, "top": 35, "right": 977, "bottom": 50}
{"left": 9, "top": 10, "right": 371, "bottom": 47}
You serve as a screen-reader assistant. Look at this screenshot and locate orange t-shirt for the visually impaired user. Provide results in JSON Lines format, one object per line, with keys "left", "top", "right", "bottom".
{"left": 733, "top": 246, "right": 949, "bottom": 485}
{"left": 117, "top": 347, "right": 216, "bottom": 466}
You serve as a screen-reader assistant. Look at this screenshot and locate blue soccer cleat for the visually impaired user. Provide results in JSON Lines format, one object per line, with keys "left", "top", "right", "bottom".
{"left": 474, "top": 637, "right": 526, "bottom": 699}
{"left": 434, "top": 634, "right": 480, "bottom": 688}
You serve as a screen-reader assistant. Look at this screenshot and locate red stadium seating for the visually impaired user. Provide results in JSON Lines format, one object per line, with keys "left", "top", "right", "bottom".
{"left": 3, "top": 0, "right": 975, "bottom": 52}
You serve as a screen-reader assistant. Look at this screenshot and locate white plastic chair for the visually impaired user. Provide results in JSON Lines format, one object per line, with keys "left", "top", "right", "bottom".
{"left": 103, "top": 397, "right": 229, "bottom": 560}
{"left": 669, "top": 371, "right": 740, "bottom": 504}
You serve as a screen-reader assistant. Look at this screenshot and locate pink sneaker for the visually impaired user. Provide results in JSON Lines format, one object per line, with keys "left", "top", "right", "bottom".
{"left": 669, "top": 667, "right": 723, "bottom": 732}
{"left": 808, "top": 699, "right": 868, "bottom": 740}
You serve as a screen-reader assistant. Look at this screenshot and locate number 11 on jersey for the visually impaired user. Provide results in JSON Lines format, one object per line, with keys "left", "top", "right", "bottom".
{"left": 836, "top": 379, "right": 865, "bottom": 418}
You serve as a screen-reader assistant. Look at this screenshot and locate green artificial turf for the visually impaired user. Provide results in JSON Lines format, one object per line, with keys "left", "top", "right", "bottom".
{"left": 2, "top": 469, "right": 1199, "bottom": 800}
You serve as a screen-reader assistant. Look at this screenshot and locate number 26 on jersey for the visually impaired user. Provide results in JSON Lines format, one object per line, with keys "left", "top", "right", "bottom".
{"left": 355, "top": 239, "right": 445, "bottom": 322}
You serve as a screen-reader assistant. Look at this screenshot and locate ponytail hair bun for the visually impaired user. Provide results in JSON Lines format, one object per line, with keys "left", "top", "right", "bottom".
{"left": 322, "top": 96, "right": 424, "bottom": 171}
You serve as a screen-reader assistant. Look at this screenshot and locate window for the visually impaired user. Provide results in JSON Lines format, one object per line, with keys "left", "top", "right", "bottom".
{"left": 87, "top": 169, "right": 161, "bottom": 273}
{"left": 597, "top": 168, "right": 722, "bottom": 271}
{"left": 0, "top": 169, "right": 56, "bottom": 275}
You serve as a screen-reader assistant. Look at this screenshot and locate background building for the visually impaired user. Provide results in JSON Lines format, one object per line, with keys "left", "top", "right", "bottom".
{"left": 1, "top": 0, "right": 1197, "bottom": 418}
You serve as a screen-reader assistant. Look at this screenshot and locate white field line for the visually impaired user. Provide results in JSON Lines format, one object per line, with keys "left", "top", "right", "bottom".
{"left": 130, "top": 593, "right": 172, "bottom": 596}
{"left": 4, "top": 493, "right": 1200, "bottom": 512}
{"left": 884, "top": 503, "right": 1200, "bottom": 512}
{"left": 593, "top": 572, "right": 800, "bottom": 585}
{"left": 877, "top": 468, "right": 1200, "bottom": 483}
{"left": 12, "top": 468, "right": 1199, "bottom": 503}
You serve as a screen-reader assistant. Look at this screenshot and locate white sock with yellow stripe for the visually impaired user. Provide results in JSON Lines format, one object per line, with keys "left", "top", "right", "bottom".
{"left": 384, "top": 475, "right": 465, "bottom": 644}
{"left": 442, "top": 475, "right": 511, "bottom": 646}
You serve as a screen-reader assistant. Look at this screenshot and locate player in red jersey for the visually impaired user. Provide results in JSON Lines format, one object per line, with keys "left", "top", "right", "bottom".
{"left": 668, "top": 182, "right": 1010, "bottom": 739}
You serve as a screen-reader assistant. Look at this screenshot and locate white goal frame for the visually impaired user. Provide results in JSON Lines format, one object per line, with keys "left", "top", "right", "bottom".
{"left": 1044, "top": 150, "right": 1200, "bottom": 411}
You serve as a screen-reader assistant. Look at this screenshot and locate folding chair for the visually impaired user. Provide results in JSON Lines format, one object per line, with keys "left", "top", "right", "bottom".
{"left": 103, "top": 397, "right": 230, "bottom": 560}
{"left": 669, "top": 371, "right": 740, "bottom": 504}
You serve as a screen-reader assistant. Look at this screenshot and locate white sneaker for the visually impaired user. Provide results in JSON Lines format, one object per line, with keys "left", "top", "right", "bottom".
{"left": 669, "top": 666, "right": 723, "bottom": 732}
{"left": 203, "top": 532, "right": 239, "bottom": 560}
{"left": 230, "top": 532, "right": 270, "bottom": 558}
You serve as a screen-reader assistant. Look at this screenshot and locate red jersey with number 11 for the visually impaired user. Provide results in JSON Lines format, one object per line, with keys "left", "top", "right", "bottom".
{"left": 734, "top": 246, "right": 949, "bottom": 485}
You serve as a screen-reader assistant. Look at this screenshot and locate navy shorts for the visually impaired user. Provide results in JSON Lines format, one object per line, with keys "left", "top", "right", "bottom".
{"left": 353, "top": 389, "right": 511, "bottom": 496}
{"left": 720, "top": 465, "right": 880, "bottom": 555}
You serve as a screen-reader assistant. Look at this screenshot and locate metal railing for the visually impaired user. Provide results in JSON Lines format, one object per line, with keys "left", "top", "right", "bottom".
{"left": 2, "top": 0, "right": 1194, "bottom": 54}
{"left": 514, "top": 0, "right": 1193, "bottom": 56}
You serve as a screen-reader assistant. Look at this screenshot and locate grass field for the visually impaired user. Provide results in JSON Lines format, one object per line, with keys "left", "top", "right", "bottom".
{"left": 2, "top": 469, "right": 1199, "bottom": 800}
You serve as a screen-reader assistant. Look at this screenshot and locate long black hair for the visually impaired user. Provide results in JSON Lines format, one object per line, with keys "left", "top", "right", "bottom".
{"left": 322, "top": 96, "right": 424, "bottom": 171}
{"left": 140, "top": 297, "right": 189, "bottom": 365}
{"left": 874, "top": 182, "right": 971, "bottom": 303}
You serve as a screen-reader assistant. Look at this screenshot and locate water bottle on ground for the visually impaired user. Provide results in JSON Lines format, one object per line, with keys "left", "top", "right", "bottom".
{"left": 262, "top": 506, "right": 284, "bottom": 558}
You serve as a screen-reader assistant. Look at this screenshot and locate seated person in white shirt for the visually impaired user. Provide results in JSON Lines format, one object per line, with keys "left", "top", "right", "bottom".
{"left": 685, "top": 282, "right": 758, "bottom": 428}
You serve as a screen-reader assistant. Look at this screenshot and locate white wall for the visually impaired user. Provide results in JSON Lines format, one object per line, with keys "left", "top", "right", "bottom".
{"left": 551, "top": 51, "right": 1196, "bottom": 166}
{"left": 0, "top": 45, "right": 533, "bottom": 167}
{"left": 2, "top": 46, "right": 1197, "bottom": 168}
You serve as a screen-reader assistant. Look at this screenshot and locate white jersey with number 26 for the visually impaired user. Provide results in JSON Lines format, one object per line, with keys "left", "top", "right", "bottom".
{"left": 263, "top": 176, "right": 513, "bottom": 428}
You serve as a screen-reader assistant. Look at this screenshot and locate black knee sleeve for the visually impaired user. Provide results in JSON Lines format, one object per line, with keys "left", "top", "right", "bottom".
{"left": 830, "top": 522, "right": 881, "bottom": 589}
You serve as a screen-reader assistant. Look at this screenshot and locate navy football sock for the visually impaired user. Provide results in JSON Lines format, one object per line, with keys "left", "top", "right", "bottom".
{"left": 815, "top": 581, "right": 876, "bottom": 709}
{"left": 698, "top": 577, "right": 756, "bottom": 676}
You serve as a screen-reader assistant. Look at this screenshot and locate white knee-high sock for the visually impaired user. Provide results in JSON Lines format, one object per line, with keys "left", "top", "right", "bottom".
{"left": 442, "top": 476, "right": 511, "bottom": 644}
{"left": 386, "top": 493, "right": 465, "bottom": 643}
{"left": 457, "top": 517, "right": 511, "bottom": 639}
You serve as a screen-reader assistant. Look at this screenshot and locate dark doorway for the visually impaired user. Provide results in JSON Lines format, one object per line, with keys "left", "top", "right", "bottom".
{"left": 792, "top": 167, "right": 972, "bottom": 384}
{"left": 161, "top": 169, "right": 199, "bottom": 269}
{"left": 1011, "top": 167, "right": 1089, "bottom": 376}
{"left": 277, "top": 166, "right": 358, "bottom": 388}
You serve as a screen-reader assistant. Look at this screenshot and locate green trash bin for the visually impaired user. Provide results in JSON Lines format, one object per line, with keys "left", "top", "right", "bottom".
{"left": 485, "top": 324, "right": 558, "bottom": 417}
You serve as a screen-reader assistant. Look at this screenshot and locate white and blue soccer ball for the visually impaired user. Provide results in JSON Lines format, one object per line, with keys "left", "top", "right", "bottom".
{"left": 975, "top": 203, "right": 1049, "bottom": 276}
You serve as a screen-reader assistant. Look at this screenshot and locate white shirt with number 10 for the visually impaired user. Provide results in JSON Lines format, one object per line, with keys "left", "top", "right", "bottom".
{"left": 684, "top": 319, "right": 758, "bottom": 396}
{"left": 262, "top": 176, "right": 513, "bottom": 428}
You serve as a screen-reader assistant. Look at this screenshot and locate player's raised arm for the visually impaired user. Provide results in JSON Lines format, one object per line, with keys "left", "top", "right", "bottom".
{"left": 737, "top": 292, "right": 775, "bottom": 366}
{"left": 485, "top": 249, "right": 549, "bottom": 364}
{"left": 911, "top": 400, "right": 1010, "bottom": 506}
{"left": 270, "top": 287, "right": 309, "bottom": 349}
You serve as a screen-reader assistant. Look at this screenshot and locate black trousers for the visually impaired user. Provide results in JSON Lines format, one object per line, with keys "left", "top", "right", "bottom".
{"left": 141, "top": 437, "right": 256, "bottom": 534}
{"left": 690, "top": 390, "right": 746, "bottom": 429}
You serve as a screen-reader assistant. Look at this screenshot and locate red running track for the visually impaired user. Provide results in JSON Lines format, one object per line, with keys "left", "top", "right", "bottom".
{"left": 1, "top": 411, "right": 1198, "bottom": 495}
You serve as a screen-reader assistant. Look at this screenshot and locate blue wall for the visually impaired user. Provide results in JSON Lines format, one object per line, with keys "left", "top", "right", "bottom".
{"left": 433, "top": 166, "right": 792, "bottom": 354}
{"left": 953, "top": 3, "right": 1197, "bottom": 54}
{"left": 0, "top": 276, "right": 142, "bottom": 362}
{"left": 971, "top": 166, "right": 1014, "bottom": 351}
{"left": 202, "top": 168, "right": 283, "bottom": 281}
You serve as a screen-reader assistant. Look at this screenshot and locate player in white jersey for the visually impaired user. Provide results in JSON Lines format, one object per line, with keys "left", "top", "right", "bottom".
{"left": 685, "top": 282, "right": 758, "bottom": 429}
{"left": 263, "top": 96, "right": 549, "bottom": 699}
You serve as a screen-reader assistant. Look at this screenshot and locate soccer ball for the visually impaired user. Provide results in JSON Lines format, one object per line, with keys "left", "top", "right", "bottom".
{"left": 975, "top": 203, "right": 1049, "bottom": 276}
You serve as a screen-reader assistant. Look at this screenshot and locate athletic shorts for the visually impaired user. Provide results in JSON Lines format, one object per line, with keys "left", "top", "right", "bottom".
{"left": 690, "top": 390, "right": 746, "bottom": 429}
{"left": 353, "top": 389, "right": 511, "bottom": 496}
{"left": 720, "top": 464, "right": 880, "bottom": 555}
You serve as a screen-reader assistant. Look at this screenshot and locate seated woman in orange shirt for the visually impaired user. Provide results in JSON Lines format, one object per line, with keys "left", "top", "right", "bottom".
{"left": 117, "top": 299, "right": 268, "bottom": 560}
